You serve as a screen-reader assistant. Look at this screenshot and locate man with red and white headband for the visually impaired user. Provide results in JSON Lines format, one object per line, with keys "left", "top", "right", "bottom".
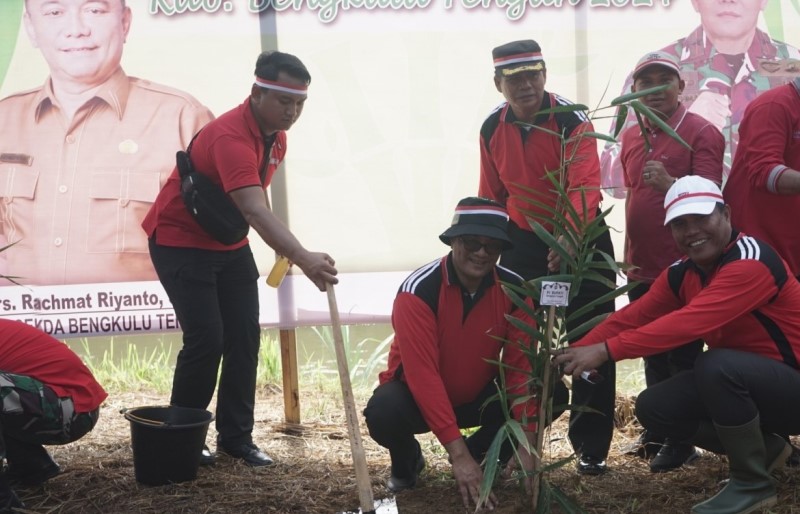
{"left": 143, "top": 51, "right": 337, "bottom": 467}
{"left": 479, "top": 39, "right": 617, "bottom": 475}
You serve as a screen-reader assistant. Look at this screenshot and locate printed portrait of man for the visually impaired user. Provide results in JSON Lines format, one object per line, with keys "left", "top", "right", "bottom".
{"left": 0, "top": 0, "right": 214, "bottom": 286}
{"left": 600, "top": 0, "right": 800, "bottom": 197}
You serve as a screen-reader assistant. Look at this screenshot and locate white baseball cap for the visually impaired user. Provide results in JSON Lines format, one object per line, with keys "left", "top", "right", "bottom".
{"left": 632, "top": 51, "right": 681, "bottom": 81}
{"left": 663, "top": 176, "right": 724, "bottom": 225}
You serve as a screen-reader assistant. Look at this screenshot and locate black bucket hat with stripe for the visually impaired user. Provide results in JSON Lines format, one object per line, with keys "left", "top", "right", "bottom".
{"left": 439, "top": 197, "right": 513, "bottom": 249}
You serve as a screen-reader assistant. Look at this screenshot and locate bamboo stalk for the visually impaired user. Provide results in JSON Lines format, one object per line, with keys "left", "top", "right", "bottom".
{"left": 531, "top": 304, "right": 557, "bottom": 510}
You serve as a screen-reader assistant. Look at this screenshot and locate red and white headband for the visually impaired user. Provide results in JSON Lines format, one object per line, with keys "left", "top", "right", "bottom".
{"left": 254, "top": 77, "right": 308, "bottom": 96}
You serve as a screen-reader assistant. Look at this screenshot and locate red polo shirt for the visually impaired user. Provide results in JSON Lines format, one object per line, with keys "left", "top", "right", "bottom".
{"left": 0, "top": 320, "right": 107, "bottom": 413}
{"left": 725, "top": 82, "right": 800, "bottom": 276}
{"left": 142, "top": 97, "right": 287, "bottom": 250}
{"left": 621, "top": 104, "right": 723, "bottom": 282}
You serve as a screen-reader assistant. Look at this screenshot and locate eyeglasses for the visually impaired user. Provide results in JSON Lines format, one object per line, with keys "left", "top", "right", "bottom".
{"left": 458, "top": 237, "right": 504, "bottom": 255}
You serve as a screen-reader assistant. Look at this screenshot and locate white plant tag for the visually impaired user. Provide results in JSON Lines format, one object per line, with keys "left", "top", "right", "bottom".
{"left": 540, "top": 281, "right": 571, "bottom": 306}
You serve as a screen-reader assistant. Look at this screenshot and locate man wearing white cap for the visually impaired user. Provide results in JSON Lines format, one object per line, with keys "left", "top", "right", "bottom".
{"left": 365, "top": 197, "right": 568, "bottom": 510}
{"left": 479, "top": 39, "right": 617, "bottom": 475}
{"left": 618, "top": 50, "right": 724, "bottom": 471}
{"left": 555, "top": 176, "right": 800, "bottom": 514}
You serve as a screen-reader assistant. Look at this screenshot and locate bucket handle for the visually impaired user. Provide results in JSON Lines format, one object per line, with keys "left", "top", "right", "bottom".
{"left": 124, "top": 411, "right": 169, "bottom": 427}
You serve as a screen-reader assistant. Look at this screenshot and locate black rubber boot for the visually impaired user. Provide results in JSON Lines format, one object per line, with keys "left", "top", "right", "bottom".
{"left": 0, "top": 474, "right": 24, "bottom": 513}
{"left": 691, "top": 420, "right": 791, "bottom": 473}
{"left": 691, "top": 417, "right": 777, "bottom": 514}
{"left": 5, "top": 440, "right": 60, "bottom": 487}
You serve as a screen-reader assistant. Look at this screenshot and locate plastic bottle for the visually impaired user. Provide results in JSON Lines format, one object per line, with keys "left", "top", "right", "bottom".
{"left": 266, "top": 256, "right": 290, "bottom": 288}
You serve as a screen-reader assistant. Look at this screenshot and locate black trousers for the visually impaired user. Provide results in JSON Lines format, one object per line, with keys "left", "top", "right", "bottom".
{"left": 636, "top": 349, "right": 800, "bottom": 443}
{"left": 363, "top": 379, "right": 569, "bottom": 478}
{"left": 149, "top": 239, "right": 261, "bottom": 447}
{"left": 628, "top": 282, "right": 704, "bottom": 388}
{"left": 500, "top": 220, "right": 617, "bottom": 459}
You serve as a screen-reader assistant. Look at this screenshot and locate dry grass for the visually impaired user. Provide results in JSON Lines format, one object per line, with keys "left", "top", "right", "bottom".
{"left": 14, "top": 391, "right": 800, "bottom": 513}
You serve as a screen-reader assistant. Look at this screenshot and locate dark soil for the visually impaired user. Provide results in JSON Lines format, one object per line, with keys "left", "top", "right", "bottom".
{"left": 14, "top": 389, "right": 800, "bottom": 513}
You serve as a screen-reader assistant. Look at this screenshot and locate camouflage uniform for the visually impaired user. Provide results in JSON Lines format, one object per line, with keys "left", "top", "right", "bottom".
{"left": 0, "top": 372, "right": 97, "bottom": 457}
{"left": 601, "top": 27, "right": 800, "bottom": 198}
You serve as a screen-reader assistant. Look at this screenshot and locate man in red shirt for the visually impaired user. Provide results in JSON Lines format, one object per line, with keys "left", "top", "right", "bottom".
{"left": 143, "top": 51, "right": 337, "bottom": 467}
{"left": 479, "top": 39, "right": 616, "bottom": 475}
{"left": 725, "top": 78, "right": 800, "bottom": 278}
{"left": 555, "top": 176, "right": 800, "bottom": 514}
{"left": 0, "top": 319, "right": 107, "bottom": 511}
{"left": 364, "top": 197, "right": 567, "bottom": 511}
{"left": 618, "top": 51, "right": 724, "bottom": 471}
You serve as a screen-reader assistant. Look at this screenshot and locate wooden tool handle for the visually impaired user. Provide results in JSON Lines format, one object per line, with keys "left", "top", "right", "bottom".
{"left": 327, "top": 284, "right": 375, "bottom": 513}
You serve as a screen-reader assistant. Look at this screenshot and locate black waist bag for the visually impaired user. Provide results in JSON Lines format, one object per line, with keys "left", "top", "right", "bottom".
{"left": 177, "top": 150, "right": 249, "bottom": 246}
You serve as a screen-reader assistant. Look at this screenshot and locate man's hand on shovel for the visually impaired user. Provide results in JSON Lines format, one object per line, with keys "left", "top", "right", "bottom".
{"left": 294, "top": 250, "right": 338, "bottom": 291}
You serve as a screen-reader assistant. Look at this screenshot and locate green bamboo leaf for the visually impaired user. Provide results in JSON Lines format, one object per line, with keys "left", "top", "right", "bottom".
{"left": 633, "top": 108, "right": 651, "bottom": 153}
{"left": 548, "top": 483, "right": 588, "bottom": 513}
{"left": 630, "top": 100, "right": 692, "bottom": 150}
{"left": 534, "top": 103, "right": 590, "bottom": 115}
{"left": 612, "top": 104, "right": 629, "bottom": 139}
{"left": 513, "top": 122, "right": 563, "bottom": 139}
{"left": 564, "top": 312, "right": 613, "bottom": 340}
{"left": 506, "top": 316, "right": 550, "bottom": 345}
{"left": 532, "top": 223, "right": 577, "bottom": 269}
{"left": 580, "top": 130, "right": 617, "bottom": 144}
{"left": 610, "top": 84, "right": 669, "bottom": 105}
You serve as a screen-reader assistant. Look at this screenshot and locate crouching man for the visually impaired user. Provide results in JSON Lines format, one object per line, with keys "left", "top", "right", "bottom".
{"left": 0, "top": 319, "right": 107, "bottom": 511}
{"left": 364, "top": 197, "right": 567, "bottom": 511}
{"left": 555, "top": 176, "right": 800, "bottom": 514}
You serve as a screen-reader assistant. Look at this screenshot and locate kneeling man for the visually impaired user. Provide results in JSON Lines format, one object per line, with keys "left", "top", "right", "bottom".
{"left": 365, "top": 197, "right": 566, "bottom": 511}
{"left": 555, "top": 176, "right": 800, "bottom": 514}
{"left": 0, "top": 320, "right": 107, "bottom": 510}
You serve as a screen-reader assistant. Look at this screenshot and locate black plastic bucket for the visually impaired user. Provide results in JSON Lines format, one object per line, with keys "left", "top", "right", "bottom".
{"left": 124, "top": 405, "right": 214, "bottom": 486}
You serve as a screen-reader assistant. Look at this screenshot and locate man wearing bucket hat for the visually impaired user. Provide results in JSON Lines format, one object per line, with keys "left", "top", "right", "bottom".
{"left": 555, "top": 176, "right": 800, "bottom": 514}
{"left": 364, "top": 197, "right": 568, "bottom": 511}
{"left": 0, "top": 319, "right": 107, "bottom": 511}
{"left": 617, "top": 50, "right": 724, "bottom": 472}
{"left": 479, "top": 39, "right": 617, "bottom": 475}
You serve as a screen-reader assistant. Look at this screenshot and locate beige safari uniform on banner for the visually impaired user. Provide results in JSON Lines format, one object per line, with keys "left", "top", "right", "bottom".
{"left": 0, "top": 69, "right": 213, "bottom": 285}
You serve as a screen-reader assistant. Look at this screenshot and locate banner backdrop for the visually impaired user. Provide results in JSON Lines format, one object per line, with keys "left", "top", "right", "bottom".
{"left": 0, "top": 0, "right": 798, "bottom": 336}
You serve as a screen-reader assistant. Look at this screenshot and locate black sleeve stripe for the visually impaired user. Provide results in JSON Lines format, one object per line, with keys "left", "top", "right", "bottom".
{"left": 496, "top": 264, "right": 524, "bottom": 285}
{"left": 480, "top": 105, "right": 504, "bottom": 155}
{"left": 667, "top": 260, "right": 688, "bottom": 298}
{"left": 751, "top": 310, "right": 800, "bottom": 370}
{"left": 725, "top": 236, "right": 787, "bottom": 293}
{"left": 496, "top": 265, "right": 527, "bottom": 308}
{"left": 552, "top": 94, "right": 589, "bottom": 139}
{"left": 398, "top": 259, "right": 442, "bottom": 314}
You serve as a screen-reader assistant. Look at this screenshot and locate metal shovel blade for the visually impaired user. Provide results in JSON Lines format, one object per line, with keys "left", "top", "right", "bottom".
{"left": 336, "top": 496, "right": 399, "bottom": 514}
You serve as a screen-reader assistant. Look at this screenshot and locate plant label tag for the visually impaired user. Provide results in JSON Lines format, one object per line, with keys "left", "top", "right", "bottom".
{"left": 540, "top": 281, "right": 570, "bottom": 306}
